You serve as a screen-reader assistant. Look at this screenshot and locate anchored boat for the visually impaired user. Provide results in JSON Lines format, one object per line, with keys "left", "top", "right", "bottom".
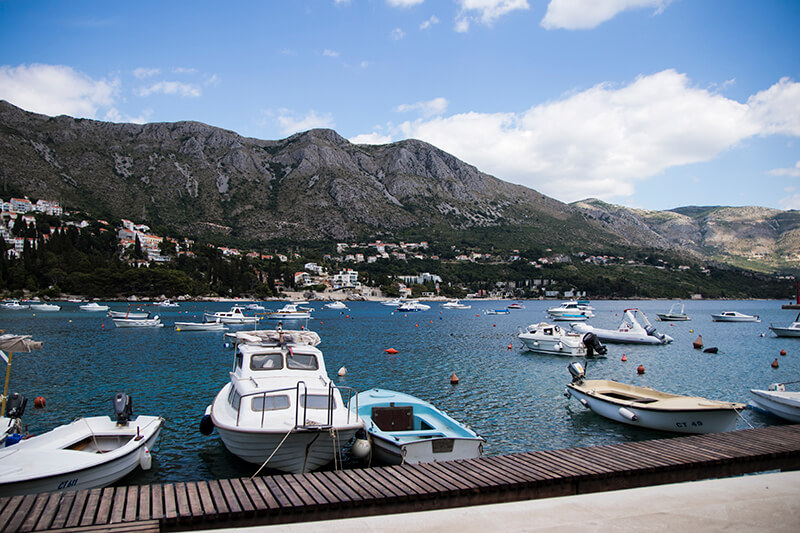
{"left": 571, "top": 308, "right": 673, "bottom": 345}
{"left": 518, "top": 322, "right": 606, "bottom": 357}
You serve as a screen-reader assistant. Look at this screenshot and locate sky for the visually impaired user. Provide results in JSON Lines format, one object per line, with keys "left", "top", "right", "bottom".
{"left": 0, "top": 0, "right": 799, "bottom": 212}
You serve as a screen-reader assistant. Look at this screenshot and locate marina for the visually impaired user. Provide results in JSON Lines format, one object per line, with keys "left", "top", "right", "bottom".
{"left": 0, "top": 298, "right": 798, "bottom": 488}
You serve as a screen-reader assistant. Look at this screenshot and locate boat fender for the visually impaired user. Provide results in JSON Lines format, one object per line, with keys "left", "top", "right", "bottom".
{"left": 140, "top": 446, "right": 153, "bottom": 470}
{"left": 349, "top": 438, "right": 371, "bottom": 459}
{"left": 554, "top": 342, "right": 563, "bottom": 351}
{"left": 199, "top": 414, "right": 215, "bottom": 435}
{"left": 4, "top": 433, "right": 22, "bottom": 447}
{"left": 618, "top": 407, "right": 638, "bottom": 421}
{"left": 564, "top": 388, "right": 571, "bottom": 398}
{"left": 579, "top": 398, "right": 589, "bottom": 408}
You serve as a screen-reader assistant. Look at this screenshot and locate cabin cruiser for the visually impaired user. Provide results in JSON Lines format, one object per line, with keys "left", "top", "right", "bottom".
{"left": 381, "top": 297, "right": 406, "bottom": 307}
{"left": 518, "top": 323, "right": 606, "bottom": 357}
{"left": 246, "top": 303, "right": 266, "bottom": 311}
{"left": 29, "top": 303, "right": 60, "bottom": 312}
{"left": 154, "top": 299, "right": 179, "bottom": 308}
{"left": 507, "top": 302, "right": 525, "bottom": 309}
{"left": 1, "top": 300, "right": 26, "bottom": 310}
{"left": 769, "top": 312, "right": 800, "bottom": 337}
{"left": 656, "top": 303, "right": 690, "bottom": 321}
{"left": 547, "top": 301, "right": 594, "bottom": 319}
{"left": 571, "top": 308, "right": 673, "bottom": 345}
{"left": 204, "top": 306, "right": 259, "bottom": 324}
{"left": 441, "top": 299, "right": 471, "bottom": 309}
{"left": 200, "top": 327, "right": 362, "bottom": 474}
{"left": 108, "top": 309, "right": 151, "bottom": 319}
{"left": 323, "top": 301, "right": 348, "bottom": 310}
{"left": 79, "top": 302, "right": 109, "bottom": 312}
{"left": 265, "top": 303, "right": 312, "bottom": 320}
{"left": 711, "top": 311, "right": 760, "bottom": 322}
{"left": 396, "top": 301, "right": 431, "bottom": 312}
{"left": 565, "top": 363, "right": 744, "bottom": 434}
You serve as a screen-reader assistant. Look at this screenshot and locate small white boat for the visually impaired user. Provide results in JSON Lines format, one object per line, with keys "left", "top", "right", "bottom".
{"left": 204, "top": 306, "right": 259, "bottom": 324}
{"left": 396, "top": 301, "right": 431, "bottom": 312}
{"left": 246, "top": 303, "right": 266, "bottom": 311}
{"left": 356, "top": 389, "right": 485, "bottom": 465}
{"left": 154, "top": 299, "right": 179, "bottom": 308}
{"left": 565, "top": 363, "right": 745, "bottom": 434}
{"left": 381, "top": 297, "right": 406, "bottom": 307}
{"left": 112, "top": 316, "right": 164, "bottom": 328}
{"left": 507, "top": 302, "right": 525, "bottom": 309}
{"left": 571, "top": 308, "right": 673, "bottom": 345}
{"left": 79, "top": 302, "right": 109, "bottom": 312}
{"left": 749, "top": 383, "right": 800, "bottom": 422}
{"left": 0, "top": 393, "right": 163, "bottom": 497}
{"left": 547, "top": 301, "right": 594, "bottom": 319}
{"left": 518, "top": 323, "right": 606, "bottom": 357}
{"left": 1, "top": 300, "right": 26, "bottom": 310}
{"left": 174, "top": 321, "right": 228, "bottom": 332}
{"left": 108, "top": 309, "right": 151, "bottom": 319}
{"left": 440, "top": 299, "right": 471, "bottom": 310}
{"left": 201, "top": 327, "right": 362, "bottom": 473}
{"left": 265, "top": 303, "right": 312, "bottom": 319}
{"left": 29, "top": 303, "right": 60, "bottom": 312}
{"left": 551, "top": 313, "right": 590, "bottom": 322}
{"left": 711, "top": 311, "right": 760, "bottom": 322}
{"left": 769, "top": 313, "right": 800, "bottom": 337}
{"left": 484, "top": 309, "right": 510, "bottom": 315}
{"left": 324, "top": 301, "right": 348, "bottom": 310}
{"left": 656, "top": 303, "right": 690, "bottom": 321}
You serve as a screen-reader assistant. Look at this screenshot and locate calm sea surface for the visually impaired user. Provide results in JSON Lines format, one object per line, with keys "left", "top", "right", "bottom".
{"left": 2, "top": 299, "right": 799, "bottom": 484}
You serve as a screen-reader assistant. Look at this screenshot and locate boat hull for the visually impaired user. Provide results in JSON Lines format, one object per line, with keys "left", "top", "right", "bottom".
{"left": 369, "top": 433, "right": 484, "bottom": 465}
{"left": 769, "top": 326, "right": 800, "bottom": 338}
{"left": 656, "top": 314, "right": 690, "bottom": 321}
{"left": 749, "top": 389, "right": 800, "bottom": 422}
{"left": 518, "top": 336, "right": 586, "bottom": 356}
{"left": 203, "top": 313, "right": 258, "bottom": 324}
{"left": 175, "top": 321, "right": 227, "bottom": 331}
{"left": 112, "top": 318, "right": 163, "bottom": 328}
{"left": 107, "top": 311, "right": 150, "bottom": 319}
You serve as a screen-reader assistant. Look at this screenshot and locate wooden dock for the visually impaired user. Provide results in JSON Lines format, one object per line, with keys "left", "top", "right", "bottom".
{"left": 2, "top": 424, "right": 800, "bottom": 533}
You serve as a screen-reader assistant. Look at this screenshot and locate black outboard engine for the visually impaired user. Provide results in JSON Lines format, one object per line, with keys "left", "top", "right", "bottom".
{"left": 5, "top": 392, "right": 26, "bottom": 419}
{"left": 113, "top": 392, "right": 133, "bottom": 426}
{"left": 582, "top": 332, "right": 608, "bottom": 356}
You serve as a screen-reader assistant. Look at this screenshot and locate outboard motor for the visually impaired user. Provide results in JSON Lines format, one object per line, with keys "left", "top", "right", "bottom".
{"left": 5, "top": 392, "right": 26, "bottom": 419}
{"left": 568, "top": 362, "right": 585, "bottom": 384}
{"left": 644, "top": 325, "right": 657, "bottom": 337}
{"left": 582, "top": 332, "right": 607, "bottom": 356}
{"left": 113, "top": 392, "right": 133, "bottom": 426}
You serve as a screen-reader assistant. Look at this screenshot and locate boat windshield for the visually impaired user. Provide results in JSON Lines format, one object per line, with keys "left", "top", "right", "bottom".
{"left": 300, "top": 394, "right": 335, "bottom": 409}
{"left": 252, "top": 394, "right": 290, "bottom": 411}
{"left": 287, "top": 353, "right": 319, "bottom": 370}
{"left": 251, "top": 353, "right": 283, "bottom": 370}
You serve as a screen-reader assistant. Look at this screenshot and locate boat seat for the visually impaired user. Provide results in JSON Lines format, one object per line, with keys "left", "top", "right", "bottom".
{"left": 372, "top": 406, "right": 413, "bottom": 431}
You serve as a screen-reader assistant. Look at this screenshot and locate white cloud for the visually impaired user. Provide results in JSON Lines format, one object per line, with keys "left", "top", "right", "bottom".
{"left": 391, "top": 28, "right": 406, "bottom": 40}
{"left": 358, "top": 70, "right": 800, "bottom": 203}
{"left": 455, "top": 0, "right": 529, "bottom": 32}
{"left": 770, "top": 161, "right": 800, "bottom": 177}
{"left": 172, "top": 67, "right": 198, "bottom": 75}
{"left": 396, "top": 97, "right": 448, "bottom": 117}
{"left": 133, "top": 67, "right": 160, "bottom": 79}
{"left": 0, "top": 63, "right": 118, "bottom": 119}
{"left": 276, "top": 109, "right": 335, "bottom": 135}
{"left": 387, "top": 0, "right": 424, "bottom": 6}
{"left": 323, "top": 49, "right": 340, "bottom": 58}
{"left": 779, "top": 194, "right": 800, "bottom": 210}
{"left": 541, "top": 0, "right": 671, "bottom": 30}
{"left": 350, "top": 132, "right": 393, "bottom": 144}
{"left": 420, "top": 15, "right": 439, "bottom": 30}
{"left": 135, "top": 81, "right": 201, "bottom": 98}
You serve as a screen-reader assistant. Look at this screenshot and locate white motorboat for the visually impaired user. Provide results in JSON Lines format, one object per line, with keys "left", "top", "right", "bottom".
{"left": 1, "top": 300, "right": 26, "bottom": 310}
{"left": 175, "top": 321, "right": 228, "bottom": 332}
{"left": 441, "top": 299, "right": 471, "bottom": 309}
{"left": 246, "top": 303, "right": 266, "bottom": 311}
{"left": 484, "top": 309, "right": 510, "bottom": 315}
{"left": 154, "top": 299, "right": 179, "bottom": 308}
{"left": 571, "top": 308, "right": 673, "bottom": 345}
{"left": 265, "top": 303, "right": 312, "bottom": 320}
{"left": 0, "top": 393, "right": 163, "bottom": 497}
{"left": 656, "top": 303, "right": 690, "bottom": 321}
{"left": 108, "top": 309, "right": 151, "bottom": 319}
{"left": 397, "top": 301, "right": 431, "bottom": 312}
{"left": 356, "top": 388, "right": 485, "bottom": 465}
{"left": 381, "top": 298, "right": 406, "bottom": 307}
{"left": 769, "top": 313, "right": 800, "bottom": 337}
{"left": 749, "top": 383, "right": 800, "bottom": 422}
{"left": 204, "top": 306, "right": 259, "bottom": 324}
{"left": 547, "top": 301, "right": 594, "bottom": 319}
{"left": 200, "top": 328, "right": 363, "bottom": 474}
{"left": 551, "top": 313, "right": 590, "bottom": 322}
{"left": 112, "top": 316, "right": 164, "bottom": 328}
{"left": 711, "top": 311, "right": 760, "bottom": 322}
{"left": 29, "top": 303, "right": 60, "bottom": 312}
{"left": 507, "top": 302, "right": 525, "bottom": 309}
{"left": 79, "top": 302, "right": 109, "bottom": 312}
{"left": 324, "top": 301, "right": 348, "bottom": 310}
{"left": 518, "top": 323, "right": 606, "bottom": 357}
{"left": 565, "top": 363, "right": 744, "bottom": 434}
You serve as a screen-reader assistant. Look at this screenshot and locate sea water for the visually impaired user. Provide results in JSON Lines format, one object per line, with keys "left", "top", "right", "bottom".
{"left": 2, "top": 299, "right": 798, "bottom": 484}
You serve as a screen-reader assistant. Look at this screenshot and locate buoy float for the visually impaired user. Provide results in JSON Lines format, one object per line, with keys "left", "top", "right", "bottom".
{"left": 493, "top": 324, "right": 496, "bottom": 327}
{"left": 621, "top": 354, "right": 627, "bottom": 362}
{"left": 507, "top": 343, "right": 513, "bottom": 350}
{"left": 34, "top": 396, "right": 46, "bottom": 408}
{"left": 780, "top": 349, "right": 787, "bottom": 356}
{"left": 384, "top": 348, "right": 399, "bottom": 354}
{"left": 101, "top": 323, "right": 105, "bottom": 328}
{"left": 703, "top": 347, "right": 718, "bottom": 354}
{"left": 430, "top": 320, "right": 433, "bottom": 324}
{"left": 337, "top": 366, "right": 347, "bottom": 376}
{"left": 772, "top": 358, "right": 780, "bottom": 368}
{"left": 692, "top": 335, "right": 703, "bottom": 349}
{"left": 415, "top": 323, "right": 419, "bottom": 327}
{"left": 637, "top": 365, "right": 645, "bottom": 375}
{"left": 350, "top": 438, "right": 371, "bottom": 459}
{"left": 450, "top": 372, "right": 459, "bottom": 385}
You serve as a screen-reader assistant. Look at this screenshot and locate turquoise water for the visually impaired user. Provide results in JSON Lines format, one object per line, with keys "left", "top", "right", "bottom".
{"left": 2, "top": 299, "right": 798, "bottom": 484}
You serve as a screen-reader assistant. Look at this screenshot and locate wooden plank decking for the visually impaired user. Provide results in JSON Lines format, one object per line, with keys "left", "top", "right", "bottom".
{"left": 2, "top": 424, "right": 799, "bottom": 533}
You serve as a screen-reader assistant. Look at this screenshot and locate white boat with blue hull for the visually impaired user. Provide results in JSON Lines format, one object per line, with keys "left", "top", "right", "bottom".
{"left": 201, "top": 328, "right": 362, "bottom": 474}
{"left": 0, "top": 393, "right": 163, "bottom": 497}
{"left": 565, "top": 363, "right": 744, "bottom": 434}
{"left": 356, "top": 389, "right": 485, "bottom": 465}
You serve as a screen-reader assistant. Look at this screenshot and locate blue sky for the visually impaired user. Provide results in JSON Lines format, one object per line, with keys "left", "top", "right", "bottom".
{"left": 1, "top": 0, "right": 798, "bottom": 212}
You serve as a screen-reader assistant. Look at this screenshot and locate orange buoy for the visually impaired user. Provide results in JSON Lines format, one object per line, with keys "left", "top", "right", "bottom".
{"left": 780, "top": 349, "right": 787, "bottom": 356}
{"left": 415, "top": 323, "right": 419, "bottom": 327}
{"left": 34, "top": 396, "right": 46, "bottom": 408}
{"left": 637, "top": 364, "right": 645, "bottom": 374}
{"left": 507, "top": 343, "right": 513, "bottom": 350}
{"left": 101, "top": 323, "right": 105, "bottom": 328}
{"left": 493, "top": 324, "right": 496, "bottom": 327}
{"left": 450, "top": 372, "right": 459, "bottom": 385}
{"left": 692, "top": 335, "right": 703, "bottom": 349}
{"left": 384, "top": 348, "right": 399, "bottom": 354}
{"left": 430, "top": 320, "right": 433, "bottom": 324}
{"left": 772, "top": 358, "right": 780, "bottom": 368}
{"left": 621, "top": 354, "right": 627, "bottom": 362}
